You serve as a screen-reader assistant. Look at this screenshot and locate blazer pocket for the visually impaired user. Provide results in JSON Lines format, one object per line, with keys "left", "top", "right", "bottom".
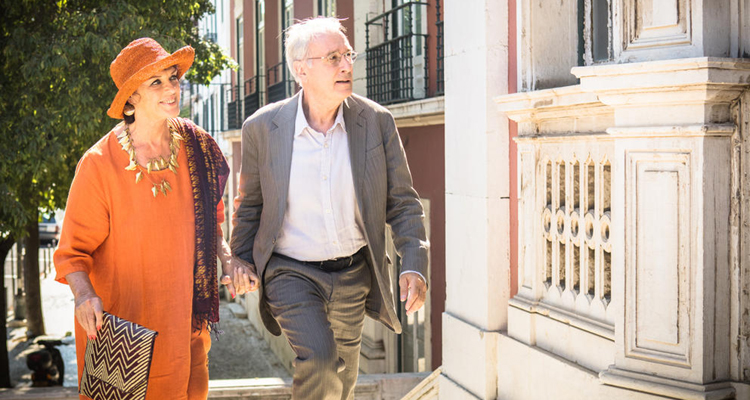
{"left": 365, "top": 143, "right": 386, "bottom": 164}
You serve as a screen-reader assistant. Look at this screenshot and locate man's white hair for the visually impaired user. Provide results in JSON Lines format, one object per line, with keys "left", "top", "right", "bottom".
{"left": 285, "top": 17, "right": 347, "bottom": 84}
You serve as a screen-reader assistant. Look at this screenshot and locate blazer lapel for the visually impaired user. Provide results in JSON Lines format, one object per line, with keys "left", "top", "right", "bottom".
{"left": 344, "top": 96, "right": 367, "bottom": 216}
{"left": 269, "top": 93, "right": 300, "bottom": 216}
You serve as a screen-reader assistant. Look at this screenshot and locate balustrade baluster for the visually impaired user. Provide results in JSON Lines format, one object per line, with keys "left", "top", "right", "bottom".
{"left": 532, "top": 144, "right": 613, "bottom": 328}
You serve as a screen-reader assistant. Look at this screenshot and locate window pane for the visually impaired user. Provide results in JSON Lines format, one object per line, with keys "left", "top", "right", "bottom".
{"left": 416, "top": 2, "right": 422, "bottom": 56}
{"left": 592, "top": 0, "right": 609, "bottom": 61}
{"left": 259, "top": 0, "right": 265, "bottom": 27}
{"left": 319, "top": 0, "right": 336, "bottom": 17}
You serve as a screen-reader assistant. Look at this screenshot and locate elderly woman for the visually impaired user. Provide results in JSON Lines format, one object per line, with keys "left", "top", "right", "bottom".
{"left": 54, "top": 38, "right": 236, "bottom": 400}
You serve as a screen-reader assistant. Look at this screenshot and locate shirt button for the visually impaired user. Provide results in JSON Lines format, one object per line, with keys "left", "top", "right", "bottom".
{"left": 325, "top": 209, "right": 332, "bottom": 214}
{"left": 324, "top": 143, "right": 329, "bottom": 148}
{"left": 333, "top": 241, "right": 338, "bottom": 245}
{"left": 322, "top": 175, "right": 328, "bottom": 181}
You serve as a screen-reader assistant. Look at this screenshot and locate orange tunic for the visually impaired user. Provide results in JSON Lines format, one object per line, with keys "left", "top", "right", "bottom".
{"left": 54, "top": 125, "right": 224, "bottom": 400}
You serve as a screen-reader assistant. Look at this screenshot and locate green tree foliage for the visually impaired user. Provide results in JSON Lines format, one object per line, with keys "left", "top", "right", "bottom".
{"left": 0, "top": 0, "right": 234, "bottom": 240}
{"left": 0, "top": 0, "right": 235, "bottom": 351}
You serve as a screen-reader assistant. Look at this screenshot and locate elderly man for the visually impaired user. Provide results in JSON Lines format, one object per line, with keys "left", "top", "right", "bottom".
{"left": 226, "top": 17, "right": 429, "bottom": 400}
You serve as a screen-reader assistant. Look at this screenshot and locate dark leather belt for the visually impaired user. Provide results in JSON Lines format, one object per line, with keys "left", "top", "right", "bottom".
{"left": 273, "top": 247, "right": 366, "bottom": 272}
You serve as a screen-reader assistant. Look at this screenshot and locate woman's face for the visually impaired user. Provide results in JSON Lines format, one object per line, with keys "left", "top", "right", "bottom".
{"left": 129, "top": 66, "right": 181, "bottom": 122}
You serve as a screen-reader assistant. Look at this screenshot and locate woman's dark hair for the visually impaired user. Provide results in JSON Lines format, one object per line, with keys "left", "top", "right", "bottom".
{"left": 124, "top": 102, "right": 135, "bottom": 124}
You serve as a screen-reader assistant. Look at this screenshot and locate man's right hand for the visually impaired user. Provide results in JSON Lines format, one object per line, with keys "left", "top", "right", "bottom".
{"left": 220, "top": 256, "right": 260, "bottom": 298}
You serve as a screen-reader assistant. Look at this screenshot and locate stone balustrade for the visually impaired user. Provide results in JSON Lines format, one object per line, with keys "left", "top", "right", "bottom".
{"left": 533, "top": 140, "right": 614, "bottom": 337}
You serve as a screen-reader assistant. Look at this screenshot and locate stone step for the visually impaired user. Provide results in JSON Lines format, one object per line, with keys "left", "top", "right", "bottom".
{"left": 226, "top": 302, "right": 248, "bottom": 319}
{"left": 0, "top": 372, "right": 429, "bottom": 400}
{"left": 400, "top": 367, "right": 441, "bottom": 400}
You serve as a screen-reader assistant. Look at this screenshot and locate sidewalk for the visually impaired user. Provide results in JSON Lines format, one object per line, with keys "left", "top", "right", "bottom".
{"left": 5, "top": 273, "right": 289, "bottom": 388}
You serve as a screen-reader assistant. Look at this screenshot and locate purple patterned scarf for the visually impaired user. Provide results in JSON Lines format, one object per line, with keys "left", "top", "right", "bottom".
{"left": 173, "top": 118, "right": 229, "bottom": 333}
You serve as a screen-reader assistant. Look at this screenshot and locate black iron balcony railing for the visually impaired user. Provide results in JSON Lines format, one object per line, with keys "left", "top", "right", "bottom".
{"left": 227, "top": 84, "right": 242, "bottom": 130}
{"left": 365, "top": 1, "right": 429, "bottom": 105}
{"left": 224, "top": 75, "right": 268, "bottom": 131}
{"left": 435, "top": 0, "right": 444, "bottom": 95}
{"left": 266, "top": 62, "right": 296, "bottom": 104}
{"left": 244, "top": 76, "right": 263, "bottom": 118}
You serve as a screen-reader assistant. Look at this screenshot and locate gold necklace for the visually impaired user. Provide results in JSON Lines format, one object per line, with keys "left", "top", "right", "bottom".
{"left": 117, "top": 125, "right": 182, "bottom": 197}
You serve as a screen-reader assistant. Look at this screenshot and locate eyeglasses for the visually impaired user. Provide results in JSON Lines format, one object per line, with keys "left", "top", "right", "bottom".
{"left": 303, "top": 51, "right": 358, "bottom": 66}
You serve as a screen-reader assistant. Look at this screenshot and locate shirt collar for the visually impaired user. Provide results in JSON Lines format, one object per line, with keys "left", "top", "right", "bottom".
{"left": 294, "top": 90, "right": 346, "bottom": 138}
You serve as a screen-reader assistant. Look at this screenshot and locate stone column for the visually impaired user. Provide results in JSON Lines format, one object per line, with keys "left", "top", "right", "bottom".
{"left": 440, "top": 1, "right": 510, "bottom": 399}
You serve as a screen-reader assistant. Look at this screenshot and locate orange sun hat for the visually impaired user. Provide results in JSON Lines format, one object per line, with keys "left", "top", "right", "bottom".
{"left": 107, "top": 38, "right": 195, "bottom": 119}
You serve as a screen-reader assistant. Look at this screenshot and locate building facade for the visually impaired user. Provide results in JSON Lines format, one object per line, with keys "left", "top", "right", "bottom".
{"left": 439, "top": 1, "right": 750, "bottom": 399}
{"left": 185, "top": 1, "right": 750, "bottom": 399}
{"left": 188, "top": 1, "right": 234, "bottom": 148}
{"left": 204, "top": 0, "right": 446, "bottom": 378}
{"left": 352, "top": 0, "right": 446, "bottom": 375}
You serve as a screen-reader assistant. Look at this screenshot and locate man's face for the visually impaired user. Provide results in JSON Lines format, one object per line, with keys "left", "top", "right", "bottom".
{"left": 298, "top": 31, "right": 353, "bottom": 105}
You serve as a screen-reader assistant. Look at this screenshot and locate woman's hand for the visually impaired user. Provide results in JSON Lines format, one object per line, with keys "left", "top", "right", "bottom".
{"left": 220, "top": 256, "right": 260, "bottom": 298}
{"left": 65, "top": 271, "right": 104, "bottom": 340}
{"left": 74, "top": 292, "right": 104, "bottom": 340}
{"left": 217, "top": 234, "right": 259, "bottom": 298}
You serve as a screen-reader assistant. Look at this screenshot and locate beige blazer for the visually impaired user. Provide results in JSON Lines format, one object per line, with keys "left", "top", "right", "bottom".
{"left": 230, "top": 92, "right": 429, "bottom": 335}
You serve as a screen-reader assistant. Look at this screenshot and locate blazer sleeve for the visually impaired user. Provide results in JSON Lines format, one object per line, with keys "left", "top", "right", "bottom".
{"left": 230, "top": 118, "right": 264, "bottom": 265}
{"left": 379, "top": 112, "right": 430, "bottom": 282}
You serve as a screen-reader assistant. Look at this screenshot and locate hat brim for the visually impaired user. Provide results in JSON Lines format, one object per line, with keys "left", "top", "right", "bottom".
{"left": 107, "top": 46, "right": 195, "bottom": 119}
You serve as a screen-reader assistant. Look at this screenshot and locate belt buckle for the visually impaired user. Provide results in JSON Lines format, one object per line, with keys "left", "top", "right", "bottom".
{"left": 319, "top": 258, "right": 339, "bottom": 272}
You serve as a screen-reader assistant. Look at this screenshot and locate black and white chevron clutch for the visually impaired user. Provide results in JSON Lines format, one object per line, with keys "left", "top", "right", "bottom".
{"left": 79, "top": 312, "right": 158, "bottom": 400}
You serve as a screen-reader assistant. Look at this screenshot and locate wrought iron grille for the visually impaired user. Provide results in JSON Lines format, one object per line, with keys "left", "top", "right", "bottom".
{"left": 226, "top": 84, "right": 242, "bottom": 130}
{"left": 266, "top": 62, "right": 295, "bottom": 103}
{"left": 365, "top": 1, "right": 429, "bottom": 105}
{"left": 244, "top": 76, "right": 263, "bottom": 118}
{"left": 436, "top": 0, "right": 444, "bottom": 95}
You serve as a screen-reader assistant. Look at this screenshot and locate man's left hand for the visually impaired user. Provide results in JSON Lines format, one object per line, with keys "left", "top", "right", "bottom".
{"left": 220, "top": 256, "right": 260, "bottom": 298}
{"left": 399, "top": 272, "right": 427, "bottom": 315}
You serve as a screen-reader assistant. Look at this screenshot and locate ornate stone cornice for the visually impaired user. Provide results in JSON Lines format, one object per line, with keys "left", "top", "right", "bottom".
{"left": 386, "top": 95, "right": 445, "bottom": 128}
{"left": 494, "top": 85, "right": 613, "bottom": 136}
{"left": 571, "top": 57, "right": 750, "bottom": 126}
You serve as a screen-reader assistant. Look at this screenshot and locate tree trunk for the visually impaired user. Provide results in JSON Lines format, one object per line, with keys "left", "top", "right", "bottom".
{"left": 0, "top": 235, "right": 14, "bottom": 388}
{"left": 23, "top": 213, "right": 45, "bottom": 338}
{"left": 0, "top": 235, "right": 14, "bottom": 268}
{"left": 0, "top": 286, "right": 10, "bottom": 388}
